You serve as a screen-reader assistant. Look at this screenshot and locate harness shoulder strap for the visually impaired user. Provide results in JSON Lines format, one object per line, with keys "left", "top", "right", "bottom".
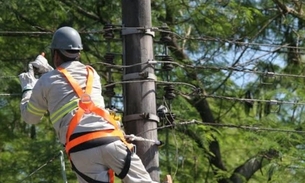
{"left": 57, "top": 66, "right": 93, "bottom": 97}
{"left": 57, "top": 66, "right": 94, "bottom": 141}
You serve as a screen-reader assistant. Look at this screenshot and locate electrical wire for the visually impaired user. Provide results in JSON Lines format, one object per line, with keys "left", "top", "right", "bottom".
{"left": 157, "top": 28, "right": 305, "bottom": 53}
{"left": 93, "top": 61, "right": 147, "bottom": 69}
{"left": 91, "top": 59, "right": 305, "bottom": 80}
{"left": 0, "top": 27, "right": 122, "bottom": 36}
{"left": 1, "top": 28, "right": 305, "bottom": 51}
{"left": 201, "top": 94, "right": 305, "bottom": 106}
{"left": 1, "top": 80, "right": 305, "bottom": 107}
{"left": 2, "top": 62, "right": 305, "bottom": 80}
{"left": 102, "top": 79, "right": 198, "bottom": 89}
{"left": 0, "top": 76, "right": 18, "bottom": 79}
{"left": 149, "top": 60, "right": 305, "bottom": 79}
{"left": 0, "top": 93, "right": 20, "bottom": 96}
{"left": 141, "top": 120, "right": 305, "bottom": 134}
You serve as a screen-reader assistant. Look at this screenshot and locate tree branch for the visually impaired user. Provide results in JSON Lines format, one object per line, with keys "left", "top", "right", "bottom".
{"left": 229, "top": 149, "right": 280, "bottom": 183}
{"left": 181, "top": 94, "right": 227, "bottom": 172}
{"left": 161, "top": 2, "right": 228, "bottom": 174}
{"left": 59, "top": 0, "right": 106, "bottom": 23}
{"left": 10, "top": 8, "right": 51, "bottom": 32}
{"left": 272, "top": 0, "right": 305, "bottom": 20}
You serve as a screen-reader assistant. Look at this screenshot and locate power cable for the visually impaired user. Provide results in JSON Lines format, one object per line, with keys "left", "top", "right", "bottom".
{"left": 0, "top": 93, "right": 20, "bottom": 96}
{"left": 93, "top": 61, "right": 146, "bottom": 69}
{"left": 2, "top": 62, "right": 305, "bottom": 80}
{"left": 1, "top": 28, "right": 305, "bottom": 50}
{"left": 149, "top": 60, "right": 305, "bottom": 79}
{"left": 103, "top": 80, "right": 198, "bottom": 91}
{"left": 1, "top": 80, "right": 305, "bottom": 107}
{"left": 157, "top": 28, "right": 305, "bottom": 52}
{"left": 138, "top": 120, "right": 305, "bottom": 135}
{"left": 201, "top": 94, "right": 305, "bottom": 106}
{"left": 0, "top": 76, "right": 18, "bottom": 79}
{"left": 0, "top": 28, "right": 121, "bottom": 36}
{"left": 91, "top": 59, "right": 305, "bottom": 80}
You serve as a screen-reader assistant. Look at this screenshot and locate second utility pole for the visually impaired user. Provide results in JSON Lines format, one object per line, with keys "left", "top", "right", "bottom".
{"left": 121, "top": 0, "right": 160, "bottom": 182}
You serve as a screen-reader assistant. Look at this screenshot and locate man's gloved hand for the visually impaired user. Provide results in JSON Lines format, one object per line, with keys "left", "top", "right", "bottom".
{"left": 30, "top": 52, "right": 53, "bottom": 74}
{"left": 18, "top": 64, "right": 38, "bottom": 92}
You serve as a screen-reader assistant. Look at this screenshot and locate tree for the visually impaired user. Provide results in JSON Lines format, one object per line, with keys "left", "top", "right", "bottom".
{"left": 1, "top": 0, "right": 305, "bottom": 182}
{"left": 153, "top": 0, "right": 305, "bottom": 182}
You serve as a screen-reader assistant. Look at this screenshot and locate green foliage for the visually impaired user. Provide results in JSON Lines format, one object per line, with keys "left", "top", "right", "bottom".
{"left": 1, "top": 0, "right": 305, "bottom": 182}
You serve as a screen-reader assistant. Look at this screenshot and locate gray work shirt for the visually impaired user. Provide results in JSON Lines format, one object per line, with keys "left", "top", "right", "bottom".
{"left": 20, "top": 61, "right": 114, "bottom": 144}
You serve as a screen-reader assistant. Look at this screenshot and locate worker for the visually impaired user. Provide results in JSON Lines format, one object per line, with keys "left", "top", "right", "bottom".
{"left": 19, "top": 26, "right": 157, "bottom": 183}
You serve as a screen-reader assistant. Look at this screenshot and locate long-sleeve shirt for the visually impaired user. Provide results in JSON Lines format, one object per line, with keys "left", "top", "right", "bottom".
{"left": 20, "top": 61, "right": 115, "bottom": 145}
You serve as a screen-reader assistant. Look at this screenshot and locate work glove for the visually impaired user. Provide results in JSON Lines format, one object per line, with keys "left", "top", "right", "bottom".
{"left": 30, "top": 52, "right": 53, "bottom": 74}
{"left": 18, "top": 64, "right": 38, "bottom": 92}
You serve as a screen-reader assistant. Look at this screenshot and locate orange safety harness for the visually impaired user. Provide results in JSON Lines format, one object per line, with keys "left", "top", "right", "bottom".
{"left": 57, "top": 66, "right": 133, "bottom": 183}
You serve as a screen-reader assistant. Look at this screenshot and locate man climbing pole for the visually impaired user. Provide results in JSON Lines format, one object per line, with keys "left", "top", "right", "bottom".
{"left": 18, "top": 26, "right": 157, "bottom": 183}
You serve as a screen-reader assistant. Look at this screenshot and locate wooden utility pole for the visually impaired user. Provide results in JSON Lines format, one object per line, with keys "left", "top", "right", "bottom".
{"left": 121, "top": 0, "right": 160, "bottom": 182}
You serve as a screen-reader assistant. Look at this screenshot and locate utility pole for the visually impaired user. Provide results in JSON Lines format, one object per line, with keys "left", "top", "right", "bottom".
{"left": 121, "top": 0, "right": 160, "bottom": 182}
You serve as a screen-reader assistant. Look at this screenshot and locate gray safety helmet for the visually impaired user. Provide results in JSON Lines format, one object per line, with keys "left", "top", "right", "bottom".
{"left": 50, "top": 26, "right": 83, "bottom": 50}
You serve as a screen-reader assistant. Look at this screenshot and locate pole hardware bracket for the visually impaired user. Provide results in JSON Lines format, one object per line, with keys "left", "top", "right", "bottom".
{"left": 123, "top": 72, "right": 157, "bottom": 81}
{"left": 123, "top": 113, "right": 160, "bottom": 123}
{"left": 121, "top": 27, "right": 156, "bottom": 37}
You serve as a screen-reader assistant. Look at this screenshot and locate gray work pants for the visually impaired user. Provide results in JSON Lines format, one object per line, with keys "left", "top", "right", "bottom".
{"left": 70, "top": 140, "right": 158, "bottom": 183}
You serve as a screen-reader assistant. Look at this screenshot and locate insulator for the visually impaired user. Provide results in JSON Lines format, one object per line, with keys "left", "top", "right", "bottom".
{"left": 104, "top": 53, "right": 115, "bottom": 64}
{"left": 157, "top": 112, "right": 175, "bottom": 126}
{"left": 164, "top": 84, "right": 176, "bottom": 100}
{"left": 107, "top": 105, "right": 117, "bottom": 111}
{"left": 165, "top": 112, "right": 175, "bottom": 124}
{"left": 162, "top": 55, "right": 174, "bottom": 71}
{"left": 103, "top": 24, "right": 115, "bottom": 39}
{"left": 104, "top": 83, "right": 115, "bottom": 98}
{"left": 160, "top": 34, "right": 171, "bottom": 43}
{"left": 159, "top": 24, "right": 172, "bottom": 43}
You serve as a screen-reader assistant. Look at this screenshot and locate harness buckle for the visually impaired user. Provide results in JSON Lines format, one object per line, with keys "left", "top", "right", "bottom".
{"left": 79, "top": 94, "right": 93, "bottom": 114}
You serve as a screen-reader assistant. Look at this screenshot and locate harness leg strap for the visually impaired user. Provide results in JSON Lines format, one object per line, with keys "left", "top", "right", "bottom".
{"left": 115, "top": 148, "right": 132, "bottom": 179}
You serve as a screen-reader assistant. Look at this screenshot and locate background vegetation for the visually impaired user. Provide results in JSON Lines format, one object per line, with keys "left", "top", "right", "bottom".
{"left": 1, "top": 0, "right": 305, "bottom": 182}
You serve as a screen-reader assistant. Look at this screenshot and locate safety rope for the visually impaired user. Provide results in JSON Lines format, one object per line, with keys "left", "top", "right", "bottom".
{"left": 60, "top": 150, "right": 68, "bottom": 183}
{"left": 125, "top": 134, "right": 163, "bottom": 147}
{"left": 20, "top": 150, "right": 67, "bottom": 183}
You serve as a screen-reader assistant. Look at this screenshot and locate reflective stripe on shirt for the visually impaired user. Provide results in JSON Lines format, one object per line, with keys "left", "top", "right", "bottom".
{"left": 27, "top": 102, "right": 47, "bottom": 116}
{"left": 50, "top": 99, "right": 78, "bottom": 124}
